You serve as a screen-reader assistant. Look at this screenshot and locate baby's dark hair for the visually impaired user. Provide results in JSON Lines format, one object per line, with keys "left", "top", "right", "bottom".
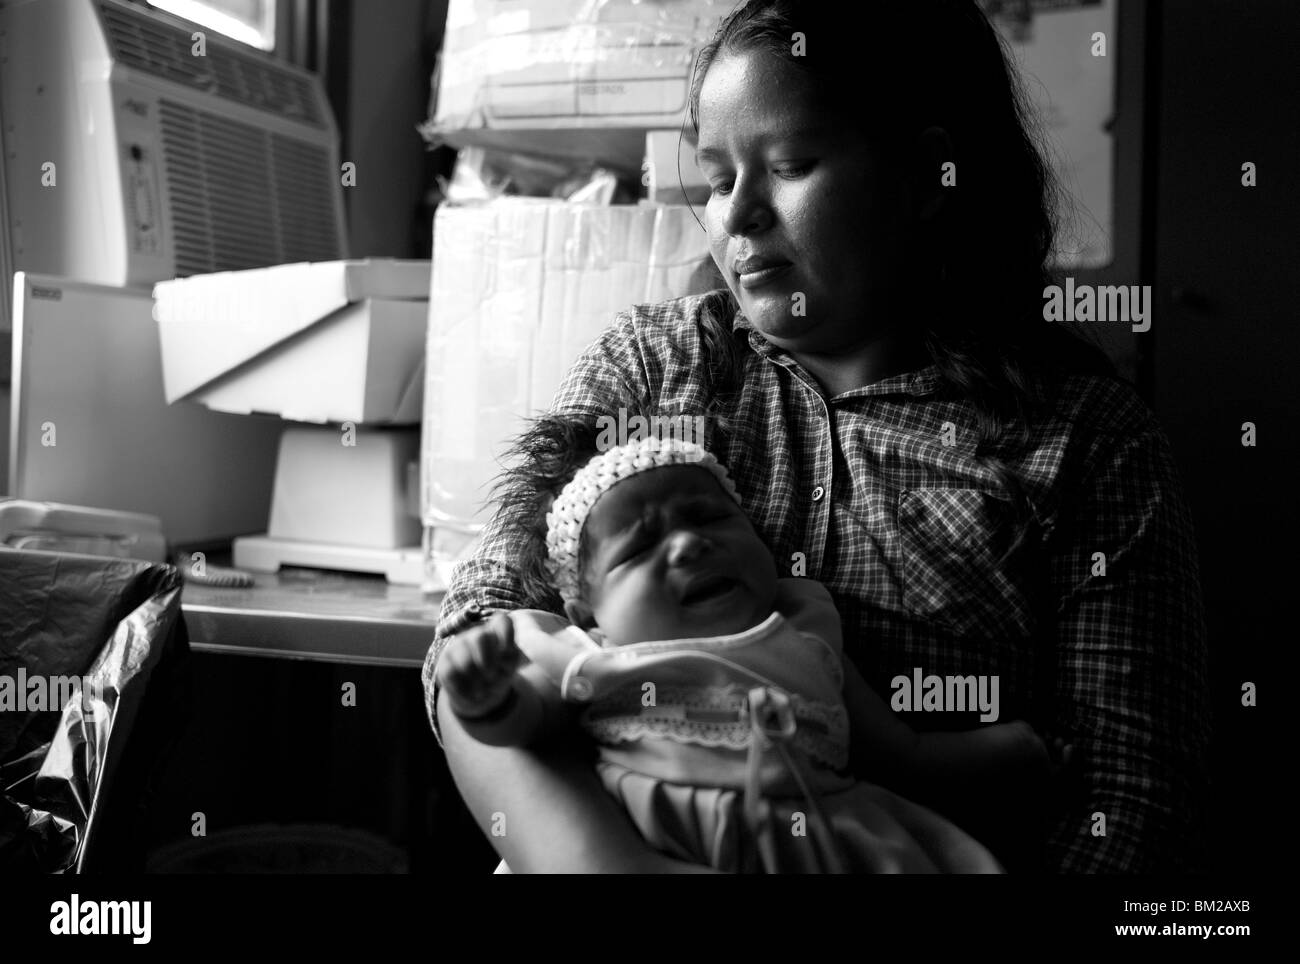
{"left": 488, "top": 413, "right": 605, "bottom": 613}
{"left": 489, "top": 409, "right": 740, "bottom": 610}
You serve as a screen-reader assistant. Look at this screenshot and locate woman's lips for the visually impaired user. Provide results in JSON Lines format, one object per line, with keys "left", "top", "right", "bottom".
{"left": 736, "top": 262, "right": 793, "bottom": 289}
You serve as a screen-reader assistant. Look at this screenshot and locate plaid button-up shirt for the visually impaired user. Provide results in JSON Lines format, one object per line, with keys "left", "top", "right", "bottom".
{"left": 423, "top": 292, "right": 1210, "bottom": 874}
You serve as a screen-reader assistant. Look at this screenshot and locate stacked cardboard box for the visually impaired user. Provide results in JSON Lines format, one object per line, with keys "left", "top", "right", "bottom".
{"left": 154, "top": 260, "right": 430, "bottom": 424}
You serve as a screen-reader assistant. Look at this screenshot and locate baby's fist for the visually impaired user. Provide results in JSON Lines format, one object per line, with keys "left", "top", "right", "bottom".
{"left": 437, "top": 613, "right": 523, "bottom": 719}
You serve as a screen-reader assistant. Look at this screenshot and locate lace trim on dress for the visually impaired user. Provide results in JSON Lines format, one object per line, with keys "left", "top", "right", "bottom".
{"left": 582, "top": 683, "right": 849, "bottom": 771}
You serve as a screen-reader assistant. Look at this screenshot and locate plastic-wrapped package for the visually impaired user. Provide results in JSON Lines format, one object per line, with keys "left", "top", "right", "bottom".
{"left": 0, "top": 549, "right": 187, "bottom": 873}
{"left": 431, "top": 0, "right": 731, "bottom": 132}
{"left": 444, "top": 146, "right": 633, "bottom": 203}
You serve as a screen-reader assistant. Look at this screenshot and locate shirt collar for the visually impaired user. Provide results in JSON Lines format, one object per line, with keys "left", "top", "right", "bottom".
{"left": 732, "top": 310, "right": 940, "bottom": 398}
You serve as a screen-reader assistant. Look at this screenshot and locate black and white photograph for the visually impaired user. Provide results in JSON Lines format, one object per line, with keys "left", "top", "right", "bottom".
{"left": 0, "top": 0, "right": 1286, "bottom": 945}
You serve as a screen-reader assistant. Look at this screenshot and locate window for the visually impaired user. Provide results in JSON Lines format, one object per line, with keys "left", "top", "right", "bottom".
{"left": 147, "top": 0, "right": 276, "bottom": 52}
{"left": 981, "top": 0, "right": 1117, "bottom": 268}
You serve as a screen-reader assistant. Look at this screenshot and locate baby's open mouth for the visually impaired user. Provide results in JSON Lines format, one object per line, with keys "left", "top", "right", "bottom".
{"left": 680, "top": 574, "right": 738, "bottom": 606}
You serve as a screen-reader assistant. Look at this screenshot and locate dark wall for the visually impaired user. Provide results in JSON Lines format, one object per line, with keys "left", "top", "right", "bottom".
{"left": 290, "top": 0, "right": 447, "bottom": 259}
{"left": 337, "top": 0, "right": 444, "bottom": 258}
{"left": 1147, "top": 0, "right": 1296, "bottom": 873}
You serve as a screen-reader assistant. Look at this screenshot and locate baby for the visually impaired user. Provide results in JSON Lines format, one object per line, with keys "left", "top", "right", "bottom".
{"left": 438, "top": 433, "right": 1058, "bottom": 873}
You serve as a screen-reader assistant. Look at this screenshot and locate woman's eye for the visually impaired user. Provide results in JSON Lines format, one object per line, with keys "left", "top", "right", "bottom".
{"left": 709, "top": 180, "right": 733, "bottom": 197}
{"left": 775, "top": 163, "right": 812, "bottom": 179}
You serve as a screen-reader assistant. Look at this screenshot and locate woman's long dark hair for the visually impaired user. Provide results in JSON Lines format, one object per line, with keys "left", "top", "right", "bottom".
{"left": 687, "top": 0, "right": 1118, "bottom": 560}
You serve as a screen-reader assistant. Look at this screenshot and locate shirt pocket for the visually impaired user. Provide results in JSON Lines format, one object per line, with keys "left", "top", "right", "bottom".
{"left": 896, "top": 487, "right": 1038, "bottom": 645}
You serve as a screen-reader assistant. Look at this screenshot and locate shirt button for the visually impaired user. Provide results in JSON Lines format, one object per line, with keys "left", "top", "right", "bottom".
{"left": 811, "top": 485, "right": 826, "bottom": 502}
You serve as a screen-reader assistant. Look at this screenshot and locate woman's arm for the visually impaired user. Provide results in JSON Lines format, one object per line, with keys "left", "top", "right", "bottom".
{"left": 843, "top": 659, "right": 1049, "bottom": 799}
{"left": 842, "top": 657, "right": 922, "bottom": 785}
{"left": 437, "top": 662, "right": 717, "bottom": 873}
{"left": 1043, "top": 424, "right": 1211, "bottom": 873}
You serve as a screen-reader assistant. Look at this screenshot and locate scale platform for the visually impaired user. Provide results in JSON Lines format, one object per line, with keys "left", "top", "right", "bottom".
{"left": 232, "top": 425, "right": 428, "bottom": 585}
{"left": 233, "top": 535, "right": 425, "bottom": 586}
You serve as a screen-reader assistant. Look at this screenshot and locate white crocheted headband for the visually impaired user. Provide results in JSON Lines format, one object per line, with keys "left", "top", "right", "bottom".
{"left": 545, "top": 436, "right": 741, "bottom": 602}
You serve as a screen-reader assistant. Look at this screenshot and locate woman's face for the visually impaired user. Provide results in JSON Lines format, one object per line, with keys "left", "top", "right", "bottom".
{"left": 696, "top": 48, "right": 911, "bottom": 354}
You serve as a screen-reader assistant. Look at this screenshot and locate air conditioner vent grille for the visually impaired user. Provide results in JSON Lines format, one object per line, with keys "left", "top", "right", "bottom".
{"left": 272, "top": 136, "right": 344, "bottom": 264}
{"left": 159, "top": 100, "right": 341, "bottom": 276}
{"left": 100, "top": 2, "right": 325, "bottom": 128}
{"left": 101, "top": 4, "right": 210, "bottom": 88}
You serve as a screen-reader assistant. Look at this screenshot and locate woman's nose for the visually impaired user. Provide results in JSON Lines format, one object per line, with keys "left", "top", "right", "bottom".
{"left": 665, "top": 528, "right": 709, "bottom": 567}
{"left": 721, "top": 172, "right": 773, "bottom": 237}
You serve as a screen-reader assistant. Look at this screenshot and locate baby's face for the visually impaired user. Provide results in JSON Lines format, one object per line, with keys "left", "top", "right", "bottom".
{"left": 573, "top": 464, "right": 779, "bottom": 645}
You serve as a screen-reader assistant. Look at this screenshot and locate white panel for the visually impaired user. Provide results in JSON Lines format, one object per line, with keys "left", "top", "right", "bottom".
{"left": 9, "top": 273, "right": 282, "bottom": 546}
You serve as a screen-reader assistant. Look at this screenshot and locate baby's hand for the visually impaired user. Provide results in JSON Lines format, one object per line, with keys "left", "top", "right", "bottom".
{"left": 1041, "top": 729, "right": 1083, "bottom": 806}
{"left": 1043, "top": 732, "right": 1077, "bottom": 776}
{"left": 975, "top": 718, "right": 1053, "bottom": 778}
{"left": 981, "top": 720, "right": 1080, "bottom": 790}
{"left": 437, "top": 612, "right": 524, "bottom": 719}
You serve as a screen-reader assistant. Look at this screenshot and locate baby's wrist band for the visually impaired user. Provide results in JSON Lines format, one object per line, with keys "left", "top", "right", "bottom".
{"left": 456, "top": 678, "right": 541, "bottom": 748}
{"left": 454, "top": 683, "right": 520, "bottom": 723}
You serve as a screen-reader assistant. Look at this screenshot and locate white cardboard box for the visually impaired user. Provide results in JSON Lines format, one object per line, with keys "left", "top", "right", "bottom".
{"left": 153, "top": 259, "right": 431, "bottom": 424}
{"left": 266, "top": 426, "right": 422, "bottom": 548}
{"left": 421, "top": 200, "right": 713, "bottom": 530}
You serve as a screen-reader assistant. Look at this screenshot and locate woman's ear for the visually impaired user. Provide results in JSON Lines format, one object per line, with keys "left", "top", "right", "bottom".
{"left": 912, "top": 125, "right": 954, "bottom": 222}
{"left": 564, "top": 597, "right": 597, "bottom": 630}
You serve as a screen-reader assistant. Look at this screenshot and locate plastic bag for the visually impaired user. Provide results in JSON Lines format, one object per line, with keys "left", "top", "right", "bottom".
{"left": 0, "top": 549, "right": 187, "bottom": 873}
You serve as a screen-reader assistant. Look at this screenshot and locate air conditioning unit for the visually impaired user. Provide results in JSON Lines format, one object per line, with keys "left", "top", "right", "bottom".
{"left": 0, "top": 0, "right": 347, "bottom": 330}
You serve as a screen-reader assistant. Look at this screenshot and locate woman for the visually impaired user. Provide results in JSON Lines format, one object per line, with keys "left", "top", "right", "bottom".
{"left": 423, "top": 0, "right": 1210, "bottom": 873}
